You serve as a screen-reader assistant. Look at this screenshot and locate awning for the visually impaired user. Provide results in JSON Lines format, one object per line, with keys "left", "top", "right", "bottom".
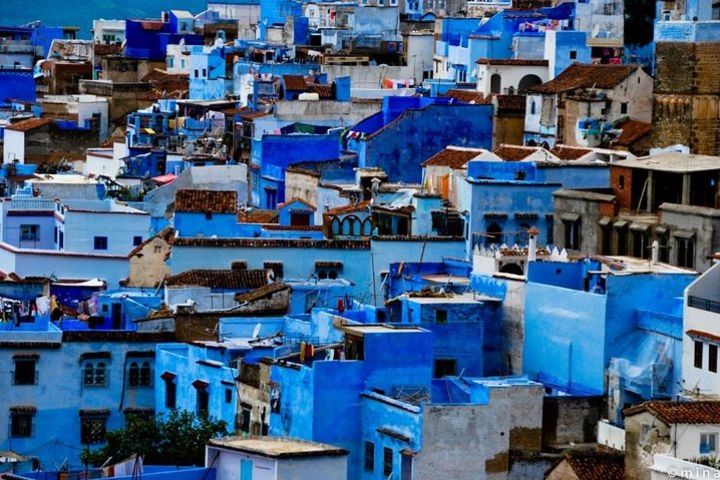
{"left": 630, "top": 222, "right": 651, "bottom": 232}
{"left": 192, "top": 379, "right": 209, "bottom": 390}
{"left": 141, "top": 128, "right": 156, "bottom": 135}
{"left": 160, "top": 371, "right": 176, "bottom": 381}
{"left": 598, "top": 216, "right": 612, "bottom": 227}
{"left": 152, "top": 174, "right": 177, "bottom": 185}
{"left": 560, "top": 213, "right": 580, "bottom": 222}
{"left": 655, "top": 225, "right": 668, "bottom": 235}
{"left": 673, "top": 229, "right": 695, "bottom": 239}
{"left": 613, "top": 220, "right": 628, "bottom": 229}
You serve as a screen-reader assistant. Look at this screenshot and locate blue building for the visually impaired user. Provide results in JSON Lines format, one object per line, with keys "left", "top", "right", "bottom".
{"left": 250, "top": 123, "right": 344, "bottom": 209}
{"left": 124, "top": 12, "right": 204, "bottom": 61}
{"left": 0, "top": 67, "right": 35, "bottom": 104}
{"left": 269, "top": 321, "right": 433, "bottom": 478}
{"left": 346, "top": 96, "right": 494, "bottom": 184}
{"left": 0, "top": 303, "right": 173, "bottom": 467}
{"left": 523, "top": 257, "right": 696, "bottom": 423}
{"left": 465, "top": 156, "right": 609, "bottom": 250}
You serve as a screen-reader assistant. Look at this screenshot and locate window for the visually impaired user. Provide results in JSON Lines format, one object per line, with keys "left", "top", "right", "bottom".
{"left": 435, "top": 309, "right": 448, "bottom": 324}
{"left": 13, "top": 358, "right": 37, "bottom": 385}
{"left": 563, "top": 219, "right": 581, "bottom": 250}
{"left": 676, "top": 236, "right": 695, "bottom": 269}
{"left": 83, "top": 362, "right": 107, "bottom": 386}
{"left": 197, "top": 389, "right": 209, "bottom": 416}
{"left": 364, "top": 441, "right": 375, "bottom": 472}
{"left": 619, "top": 175, "right": 625, "bottom": 190}
{"left": 695, "top": 341, "right": 704, "bottom": 369}
{"left": 165, "top": 380, "right": 176, "bottom": 409}
{"left": 20, "top": 225, "right": 39, "bottom": 241}
{"left": 80, "top": 415, "right": 108, "bottom": 444}
{"left": 128, "top": 361, "right": 152, "bottom": 387}
{"left": 59, "top": 231, "right": 64, "bottom": 249}
{"left": 225, "top": 388, "right": 233, "bottom": 404}
{"left": 383, "top": 447, "right": 393, "bottom": 477}
{"left": 94, "top": 236, "right": 108, "bottom": 250}
{"left": 710, "top": 344, "right": 718, "bottom": 373}
{"left": 434, "top": 359, "right": 457, "bottom": 378}
{"left": 530, "top": 100, "right": 536, "bottom": 115}
{"left": 490, "top": 74, "right": 501, "bottom": 94}
{"left": 202, "top": 68, "right": 207, "bottom": 77}
{"left": 701, "top": 433, "right": 718, "bottom": 454}
{"left": 54, "top": 227, "right": 58, "bottom": 244}
{"left": 133, "top": 236, "right": 143, "bottom": 246}
{"left": 568, "top": 50, "right": 578, "bottom": 60}
{"left": 620, "top": 102, "right": 628, "bottom": 115}
{"left": 194, "top": 69, "right": 199, "bottom": 78}
{"left": 632, "top": 231, "right": 649, "bottom": 259}
{"left": 240, "top": 407, "right": 251, "bottom": 433}
{"left": 10, "top": 412, "right": 33, "bottom": 437}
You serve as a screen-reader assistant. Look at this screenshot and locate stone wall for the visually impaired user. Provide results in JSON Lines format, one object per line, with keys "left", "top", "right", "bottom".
{"left": 653, "top": 41, "right": 720, "bottom": 155}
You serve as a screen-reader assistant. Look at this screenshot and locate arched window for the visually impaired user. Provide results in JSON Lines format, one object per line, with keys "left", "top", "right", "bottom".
{"left": 352, "top": 216, "right": 362, "bottom": 236}
{"left": 490, "top": 74, "right": 501, "bottom": 94}
{"left": 487, "top": 223, "right": 502, "bottom": 245}
{"left": 362, "top": 219, "right": 373, "bottom": 236}
{"left": 129, "top": 362, "right": 139, "bottom": 387}
{"left": 341, "top": 217, "right": 352, "bottom": 235}
{"left": 518, "top": 74, "right": 543, "bottom": 92}
{"left": 331, "top": 218, "right": 341, "bottom": 236}
{"left": 139, "top": 362, "right": 151, "bottom": 387}
{"left": 95, "top": 362, "right": 106, "bottom": 386}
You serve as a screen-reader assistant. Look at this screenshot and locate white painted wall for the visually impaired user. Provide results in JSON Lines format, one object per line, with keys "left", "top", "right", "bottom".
{"left": 476, "top": 64, "right": 549, "bottom": 96}
{"left": 3, "top": 130, "right": 25, "bottom": 164}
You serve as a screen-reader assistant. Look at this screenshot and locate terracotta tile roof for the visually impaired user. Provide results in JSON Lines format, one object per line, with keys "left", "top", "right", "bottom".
{"left": 552, "top": 452, "right": 624, "bottom": 480}
{"left": 550, "top": 145, "right": 593, "bottom": 160}
{"left": 165, "top": 269, "right": 268, "bottom": 289}
{"left": 444, "top": 89, "right": 489, "bottom": 104}
{"left": 237, "top": 208, "right": 279, "bottom": 224}
{"left": 277, "top": 197, "right": 316, "bottom": 211}
{"left": 327, "top": 201, "right": 372, "bottom": 215}
{"left": 240, "top": 111, "right": 271, "bottom": 120}
{"left": 528, "top": 63, "right": 640, "bottom": 94}
{"left": 476, "top": 58, "right": 548, "bottom": 66}
{"left": 6, "top": 117, "right": 53, "bottom": 132}
{"left": 235, "top": 282, "right": 290, "bottom": 303}
{"left": 624, "top": 400, "right": 720, "bottom": 424}
{"left": 493, "top": 144, "right": 539, "bottom": 161}
{"left": 613, "top": 120, "right": 652, "bottom": 146}
{"left": 94, "top": 44, "right": 122, "bottom": 56}
{"left": 175, "top": 190, "right": 237, "bottom": 214}
{"left": 283, "top": 75, "right": 310, "bottom": 92}
{"left": 495, "top": 94, "right": 526, "bottom": 112}
{"left": 421, "top": 147, "right": 481, "bottom": 168}
{"left": 310, "top": 84, "right": 334, "bottom": 99}
{"left": 687, "top": 329, "right": 720, "bottom": 344}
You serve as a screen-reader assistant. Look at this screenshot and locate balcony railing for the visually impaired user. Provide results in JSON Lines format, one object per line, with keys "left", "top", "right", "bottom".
{"left": 10, "top": 198, "right": 56, "bottom": 211}
{"left": 689, "top": 295, "right": 720, "bottom": 314}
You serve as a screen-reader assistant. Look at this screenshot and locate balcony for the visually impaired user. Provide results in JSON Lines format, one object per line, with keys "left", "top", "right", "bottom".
{"left": 689, "top": 295, "right": 720, "bottom": 314}
{"left": 9, "top": 198, "right": 56, "bottom": 211}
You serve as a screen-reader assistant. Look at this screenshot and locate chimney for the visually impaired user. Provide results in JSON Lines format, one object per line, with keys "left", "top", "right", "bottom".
{"left": 527, "top": 226, "right": 539, "bottom": 263}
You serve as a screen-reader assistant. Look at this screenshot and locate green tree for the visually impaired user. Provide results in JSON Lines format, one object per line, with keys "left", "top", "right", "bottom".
{"left": 82, "top": 410, "right": 228, "bottom": 467}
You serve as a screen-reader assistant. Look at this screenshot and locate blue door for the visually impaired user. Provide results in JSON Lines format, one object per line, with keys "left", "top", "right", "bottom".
{"left": 241, "top": 459, "right": 253, "bottom": 480}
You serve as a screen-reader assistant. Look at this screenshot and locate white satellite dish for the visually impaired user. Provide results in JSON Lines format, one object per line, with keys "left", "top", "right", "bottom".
{"left": 252, "top": 323, "right": 261, "bottom": 339}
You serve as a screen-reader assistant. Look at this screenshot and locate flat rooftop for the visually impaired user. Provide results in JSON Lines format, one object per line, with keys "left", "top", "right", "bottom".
{"left": 595, "top": 255, "right": 696, "bottom": 275}
{"left": 404, "top": 291, "right": 501, "bottom": 304}
{"left": 614, "top": 152, "right": 720, "bottom": 173}
{"left": 208, "top": 436, "right": 348, "bottom": 458}
{"left": 338, "top": 323, "right": 427, "bottom": 336}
